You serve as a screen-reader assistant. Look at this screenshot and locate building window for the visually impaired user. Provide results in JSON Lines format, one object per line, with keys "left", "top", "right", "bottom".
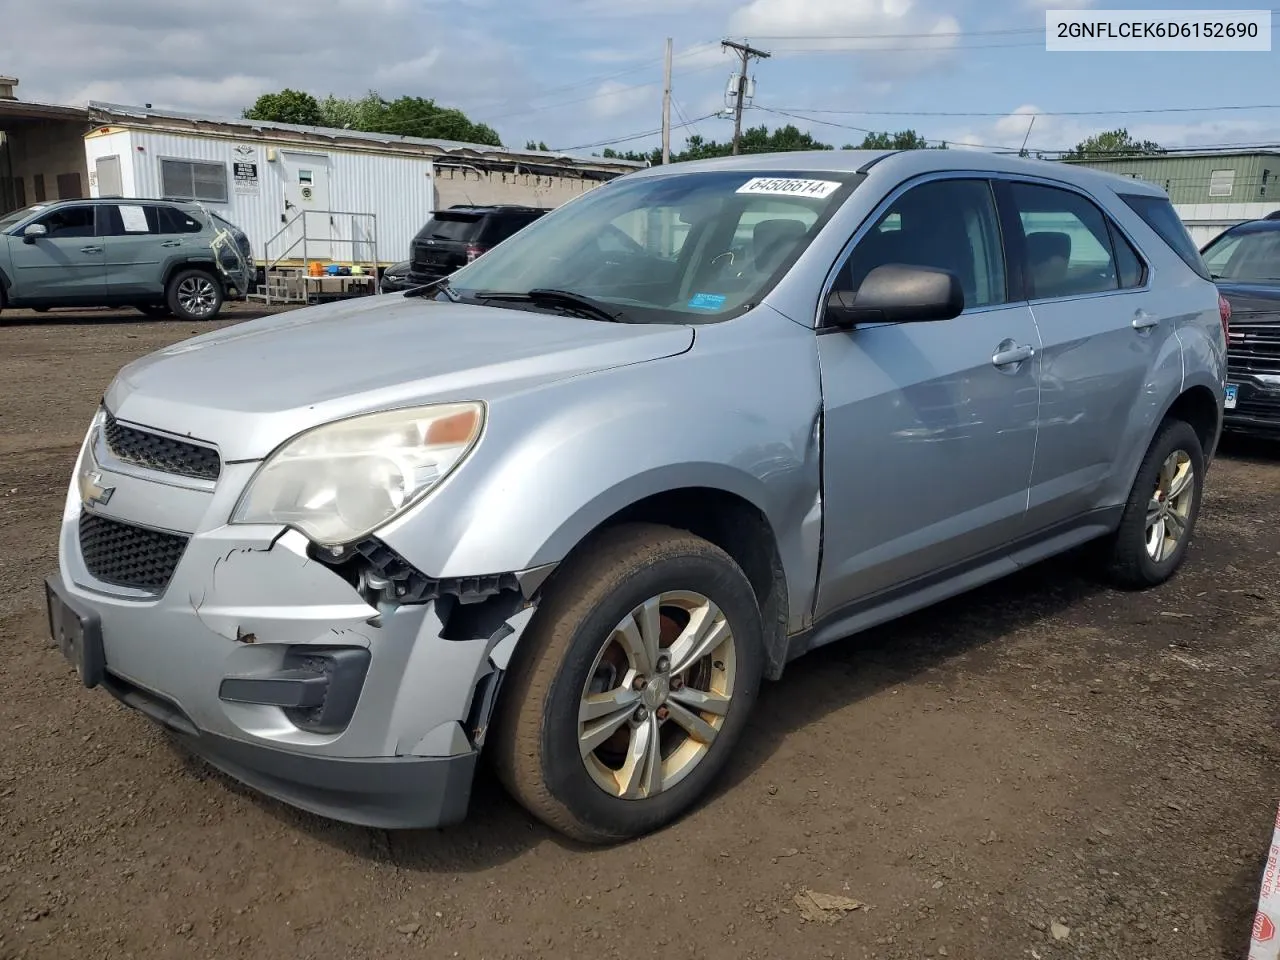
{"left": 1208, "top": 169, "right": 1235, "bottom": 198}
{"left": 160, "top": 158, "right": 229, "bottom": 203}
{"left": 56, "top": 172, "right": 83, "bottom": 199}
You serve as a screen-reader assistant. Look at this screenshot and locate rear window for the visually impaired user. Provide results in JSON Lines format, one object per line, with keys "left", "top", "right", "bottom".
{"left": 418, "top": 212, "right": 483, "bottom": 243}
{"left": 1120, "top": 194, "right": 1210, "bottom": 280}
{"left": 1201, "top": 226, "right": 1280, "bottom": 282}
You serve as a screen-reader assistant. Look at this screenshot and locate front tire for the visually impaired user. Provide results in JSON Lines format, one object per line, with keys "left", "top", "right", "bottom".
{"left": 166, "top": 269, "right": 222, "bottom": 321}
{"left": 1103, "top": 418, "right": 1205, "bottom": 589}
{"left": 491, "top": 523, "right": 765, "bottom": 844}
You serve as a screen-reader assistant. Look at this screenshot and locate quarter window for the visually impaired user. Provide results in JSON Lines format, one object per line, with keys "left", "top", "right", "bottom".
{"left": 160, "top": 158, "right": 229, "bottom": 203}
{"left": 840, "top": 178, "right": 1007, "bottom": 308}
{"left": 1110, "top": 224, "right": 1146, "bottom": 289}
{"left": 1010, "top": 183, "right": 1122, "bottom": 299}
{"left": 158, "top": 205, "right": 203, "bottom": 234}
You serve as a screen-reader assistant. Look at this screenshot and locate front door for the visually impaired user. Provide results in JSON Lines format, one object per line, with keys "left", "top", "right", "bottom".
{"left": 9, "top": 204, "right": 106, "bottom": 302}
{"left": 815, "top": 176, "right": 1041, "bottom": 618}
{"left": 280, "top": 153, "right": 331, "bottom": 260}
{"left": 999, "top": 179, "right": 1167, "bottom": 530}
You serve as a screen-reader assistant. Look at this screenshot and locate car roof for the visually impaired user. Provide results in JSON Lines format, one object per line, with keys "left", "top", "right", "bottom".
{"left": 626, "top": 149, "right": 1168, "bottom": 199}
{"left": 33, "top": 196, "right": 200, "bottom": 207}
{"left": 438, "top": 204, "right": 550, "bottom": 215}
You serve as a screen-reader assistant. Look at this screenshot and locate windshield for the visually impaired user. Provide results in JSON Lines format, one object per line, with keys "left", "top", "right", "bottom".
{"left": 443, "top": 170, "right": 859, "bottom": 323}
{"left": 0, "top": 203, "right": 48, "bottom": 233}
{"left": 1202, "top": 227, "right": 1280, "bottom": 282}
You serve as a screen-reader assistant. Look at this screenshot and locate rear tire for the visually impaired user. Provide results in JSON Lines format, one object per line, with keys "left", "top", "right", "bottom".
{"left": 1102, "top": 418, "right": 1204, "bottom": 589}
{"left": 166, "top": 269, "right": 222, "bottom": 321}
{"left": 490, "top": 523, "right": 765, "bottom": 844}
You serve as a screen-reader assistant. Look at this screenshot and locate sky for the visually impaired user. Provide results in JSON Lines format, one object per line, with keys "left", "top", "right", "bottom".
{"left": 2, "top": 0, "right": 1278, "bottom": 157}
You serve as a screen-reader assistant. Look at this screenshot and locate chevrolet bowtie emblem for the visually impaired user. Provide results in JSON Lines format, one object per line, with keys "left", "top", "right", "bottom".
{"left": 81, "top": 470, "right": 114, "bottom": 507}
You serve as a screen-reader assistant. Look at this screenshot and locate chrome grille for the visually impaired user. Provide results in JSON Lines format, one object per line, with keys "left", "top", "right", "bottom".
{"left": 78, "top": 512, "right": 189, "bottom": 591}
{"left": 102, "top": 410, "right": 221, "bottom": 481}
{"left": 1228, "top": 322, "right": 1280, "bottom": 378}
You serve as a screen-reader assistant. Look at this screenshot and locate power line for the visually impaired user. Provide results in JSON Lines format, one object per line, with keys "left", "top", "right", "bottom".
{"left": 759, "top": 103, "right": 1280, "bottom": 119}
{"left": 722, "top": 38, "right": 771, "bottom": 155}
{"left": 553, "top": 112, "right": 720, "bottom": 153}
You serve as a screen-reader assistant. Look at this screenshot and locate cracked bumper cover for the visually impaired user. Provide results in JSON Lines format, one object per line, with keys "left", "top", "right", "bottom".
{"left": 53, "top": 511, "right": 539, "bottom": 829}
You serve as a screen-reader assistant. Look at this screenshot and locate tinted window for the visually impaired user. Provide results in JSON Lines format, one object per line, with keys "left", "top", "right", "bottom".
{"left": 1201, "top": 227, "right": 1280, "bottom": 282}
{"left": 1121, "top": 194, "right": 1211, "bottom": 280}
{"left": 35, "top": 205, "right": 95, "bottom": 238}
{"left": 1011, "top": 183, "right": 1118, "bottom": 299}
{"left": 840, "top": 178, "right": 1007, "bottom": 308}
{"left": 98, "top": 204, "right": 159, "bottom": 236}
{"left": 158, "top": 205, "right": 203, "bottom": 234}
{"left": 479, "top": 212, "right": 544, "bottom": 244}
{"left": 420, "top": 212, "right": 483, "bottom": 242}
{"left": 159, "top": 159, "right": 228, "bottom": 203}
{"left": 1110, "top": 224, "right": 1146, "bottom": 288}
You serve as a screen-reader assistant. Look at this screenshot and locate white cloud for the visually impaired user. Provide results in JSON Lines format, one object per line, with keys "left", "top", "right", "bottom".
{"left": 2, "top": 0, "right": 523, "bottom": 124}
{"left": 1025, "top": 0, "right": 1096, "bottom": 7}
{"left": 590, "top": 79, "right": 658, "bottom": 120}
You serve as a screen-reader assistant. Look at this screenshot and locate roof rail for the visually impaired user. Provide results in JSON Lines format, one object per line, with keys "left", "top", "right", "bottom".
{"left": 856, "top": 150, "right": 902, "bottom": 174}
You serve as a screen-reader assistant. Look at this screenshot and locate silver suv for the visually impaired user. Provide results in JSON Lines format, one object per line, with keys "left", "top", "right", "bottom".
{"left": 45, "top": 150, "right": 1226, "bottom": 843}
{"left": 0, "top": 198, "right": 252, "bottom": 321}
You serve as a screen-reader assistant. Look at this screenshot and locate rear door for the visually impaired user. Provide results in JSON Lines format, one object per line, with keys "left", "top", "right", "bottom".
{"left": 411, "top": 210, "right": 484, "bottom": 278}
{"left": 9, "top": 204, "right": 105, "bottom": 301}
{"left": 100, "top": 203, "right": 166, "bottom": 297}
{"left": 999, "top": 179, "right": 1167, "bottom": 531}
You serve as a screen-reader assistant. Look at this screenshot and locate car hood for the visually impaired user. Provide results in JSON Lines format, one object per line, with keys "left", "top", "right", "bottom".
{"left": 105, "top": 295, "right": 694, "bottom": 461}
{"left": 1217, "top": 281, "right": 1280, "bottom": 322}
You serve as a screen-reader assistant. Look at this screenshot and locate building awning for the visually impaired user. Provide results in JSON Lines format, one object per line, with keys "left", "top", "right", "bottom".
{"left": 0, "top": 99, "right": 90, "bottom": 130}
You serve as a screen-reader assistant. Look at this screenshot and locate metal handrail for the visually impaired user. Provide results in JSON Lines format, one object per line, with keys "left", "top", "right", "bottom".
{"left": 258, "top": 209, "right": 380, "bottom": 305}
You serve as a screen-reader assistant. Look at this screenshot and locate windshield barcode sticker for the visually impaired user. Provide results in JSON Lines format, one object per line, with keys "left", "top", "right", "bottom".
{"left": 736, "top": 177, "right": 841, "bottom": 198}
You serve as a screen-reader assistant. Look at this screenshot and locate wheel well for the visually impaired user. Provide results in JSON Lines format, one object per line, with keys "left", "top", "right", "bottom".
{"left": 1165, "top": 385, "right": 1220, "bottom": 457}
{"left": 582, "top": 487, "right": 791, "bottom": 680}
{"left": 163, "top": 261, "right": 218, "bottom": 290}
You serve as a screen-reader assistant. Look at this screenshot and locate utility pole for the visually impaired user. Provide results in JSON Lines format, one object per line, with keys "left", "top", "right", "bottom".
{"left": 661, "top": 37, "right": 672, "bottom": 165}
{"left": 721, "top": 38, "right": 770, "bottom": 155}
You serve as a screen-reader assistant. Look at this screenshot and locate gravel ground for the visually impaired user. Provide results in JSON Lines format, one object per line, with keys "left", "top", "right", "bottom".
{"left": 1, "top": 306, "right": 1279, "bottom": 960}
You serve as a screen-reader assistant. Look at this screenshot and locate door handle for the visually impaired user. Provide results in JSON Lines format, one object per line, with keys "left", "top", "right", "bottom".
{"left": 1132, "top": 311, "right": 1160, "bottom": 331}
{"left": 992, "top": 343, "right": 1035, "bottom": 367}
{"left": 79, "top": 245, "right": 103, "bottom": 254}
{"left": 160, "top": 240, "right": 182, "bottom": 248}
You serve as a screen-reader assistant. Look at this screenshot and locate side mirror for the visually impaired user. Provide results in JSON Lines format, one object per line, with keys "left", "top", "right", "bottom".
{"left": 825, "top": 263, "right": 964, "bottom": 328}
{"left": 22, "top": 223, "right": 48, "bottom": 244}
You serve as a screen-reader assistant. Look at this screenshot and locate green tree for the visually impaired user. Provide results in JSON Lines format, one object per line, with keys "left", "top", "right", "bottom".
{"left": 525, "top": 140, "right": 550, "bottom": 151}
{"left": 1065, "top": 128, "right": 1164, "bottom": 159}
{"left": 244, "top": 89, "right": 502, "bottom": 146}
{"left": 243, "top": 89, "right": 324, "bottom": 126}
{"left": 850, "top": 130, "right": 940, "bottom": 150}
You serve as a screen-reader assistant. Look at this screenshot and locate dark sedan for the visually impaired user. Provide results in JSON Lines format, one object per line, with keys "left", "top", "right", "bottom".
{"left": 379, "top": 261, "right": 414, "bottom": 294}
{"left": 1203, "top": 216, "right": 1280, "bottom": 436}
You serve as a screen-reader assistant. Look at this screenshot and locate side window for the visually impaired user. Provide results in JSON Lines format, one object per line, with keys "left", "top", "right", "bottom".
{"left": 1110, "top": 223, "right": 1147, "bottom": 289}
{"left": 840, "top": 178, "right": 1007, "bottom": 309}
{"left": 98, "top": 204, "right": 159, "bottom": 236}
{"left": 157, "top": 206, "right": 203, "bottom": 234}
{"left": 35, "top": 205, "right": 95, "bottom": 238}
{"left": 1010, "top": 183, "right": 1118, "bottom": 299}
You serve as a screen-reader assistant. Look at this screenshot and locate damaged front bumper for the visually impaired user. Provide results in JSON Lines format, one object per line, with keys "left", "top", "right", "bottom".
{"left": 50, "top": 449, "right": 541, "bottom": 828}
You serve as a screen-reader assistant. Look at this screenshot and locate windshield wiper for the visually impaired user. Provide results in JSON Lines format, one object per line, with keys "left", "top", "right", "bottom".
{"left": 405, "top": 276, "right": 459, "bottom": 301}
{"left": 471, "top": 288, "right": 629, "bottom": 323}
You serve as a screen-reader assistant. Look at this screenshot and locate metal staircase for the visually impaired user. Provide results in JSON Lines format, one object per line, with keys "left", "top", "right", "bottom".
{"left": 247, "top": 209, "right": 381, "bottom": 306}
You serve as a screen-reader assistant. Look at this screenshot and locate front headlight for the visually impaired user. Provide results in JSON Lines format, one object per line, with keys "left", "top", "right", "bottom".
{"left": 231, "top": 402, "right": 484, "bottom": 547}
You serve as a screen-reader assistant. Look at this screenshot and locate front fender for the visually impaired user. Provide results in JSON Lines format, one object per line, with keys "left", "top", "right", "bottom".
{"left": 375, "top": 308, "right": 824, "bottom": 627}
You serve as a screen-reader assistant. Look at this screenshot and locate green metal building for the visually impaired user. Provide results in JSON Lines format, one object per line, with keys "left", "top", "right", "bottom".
{"left": 1065, "top": 150, "right": 1280, "bottom": 245}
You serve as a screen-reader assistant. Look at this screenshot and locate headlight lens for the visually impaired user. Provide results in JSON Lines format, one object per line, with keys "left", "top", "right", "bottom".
{"left": 231, "top": 402, "right": 484, "bottom": 546}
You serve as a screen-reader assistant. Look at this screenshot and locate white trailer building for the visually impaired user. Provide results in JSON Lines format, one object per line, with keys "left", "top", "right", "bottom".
{"left": 81, "top": 102, "right": 641, "bottom": 275}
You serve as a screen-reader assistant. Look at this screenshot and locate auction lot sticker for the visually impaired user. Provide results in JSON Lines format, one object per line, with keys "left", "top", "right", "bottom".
{"left": 736, "top": 178, "right": 841, "bottom": 199}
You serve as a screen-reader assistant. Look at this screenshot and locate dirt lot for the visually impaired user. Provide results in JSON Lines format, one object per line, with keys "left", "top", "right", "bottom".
{"left": 2, "top": 306, "right": 1279, "bottom": 960}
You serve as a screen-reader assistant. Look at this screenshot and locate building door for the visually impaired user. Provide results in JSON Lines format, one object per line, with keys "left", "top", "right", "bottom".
{"left": 280, "top": 152, "right": 331, "bottom": 260}
{"left": 96, "top": 156, "right": 123, "bottom": 197}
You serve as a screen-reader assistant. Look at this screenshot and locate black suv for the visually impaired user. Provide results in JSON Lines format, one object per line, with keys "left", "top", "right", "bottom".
{"left": 408, "top": 205, "right": 549, "bottom": 285}
{"left": 1202, "top": 213, "right": 1280, "bottom": 435}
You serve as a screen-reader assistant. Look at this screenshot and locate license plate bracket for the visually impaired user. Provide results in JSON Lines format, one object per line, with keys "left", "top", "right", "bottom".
{"left": 1225, "top": 383, "right": 1239, "bottom": 410}
{"left": 44, "top": 576, "right": 104, "bottom": 688}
